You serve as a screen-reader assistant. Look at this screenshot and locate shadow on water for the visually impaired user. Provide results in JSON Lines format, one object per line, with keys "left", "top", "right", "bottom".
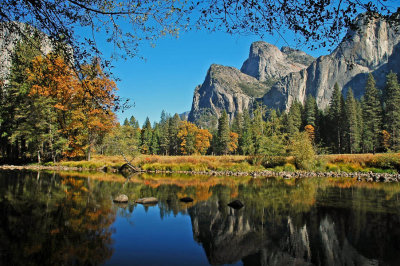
{"left": 1, "top": 170, "right": 400, "bottom": 265}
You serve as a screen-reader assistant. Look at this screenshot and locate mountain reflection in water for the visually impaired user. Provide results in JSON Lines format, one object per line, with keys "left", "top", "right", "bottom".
{"left": 1, "top": 170, "right": 400, "bottom": 265}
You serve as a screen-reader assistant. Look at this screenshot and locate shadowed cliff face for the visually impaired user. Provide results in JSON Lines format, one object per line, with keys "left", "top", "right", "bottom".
{"left": 187, "top": 194, "right": 400, "bottom": 266}
{"left": 263, "top": 14, "right": 400, "bottom": 111}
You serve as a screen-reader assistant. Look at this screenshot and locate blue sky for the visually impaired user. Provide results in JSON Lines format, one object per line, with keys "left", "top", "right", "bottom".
{"left": 109, "top": 29, "right": 329, "bottom": 126}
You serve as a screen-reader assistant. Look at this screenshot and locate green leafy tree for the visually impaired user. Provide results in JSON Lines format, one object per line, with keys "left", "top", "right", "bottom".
{"left": 289, "top": 132, "right": 316, "bottom": 170}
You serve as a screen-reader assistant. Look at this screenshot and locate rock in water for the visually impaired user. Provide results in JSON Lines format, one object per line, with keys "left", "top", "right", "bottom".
{"left": 180, "top": 197, "right": 194, "bottom": 203}
{"left": 113, "top": 194, "right": 128, "bottom": 203}
{"left": 228, "top": 200, "right": 244, "bottom": 210}
{"left": 136, "top": 197, "right": 158, "bottom": 204}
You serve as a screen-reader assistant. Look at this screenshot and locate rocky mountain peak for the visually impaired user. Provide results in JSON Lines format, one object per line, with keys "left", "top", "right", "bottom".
{"left": 241, "top": 41, "right": 314, "bottom": 82}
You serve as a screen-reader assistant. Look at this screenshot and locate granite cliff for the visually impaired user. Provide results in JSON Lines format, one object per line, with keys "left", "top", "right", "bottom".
{"left": 188, "top": 43, "right": 314, "bottom": 124}
{"left": 189, "top": 13, "right": 400, "bottom": 125}
{"left": 264, "top": 13, "right": 400, "bottom": 110}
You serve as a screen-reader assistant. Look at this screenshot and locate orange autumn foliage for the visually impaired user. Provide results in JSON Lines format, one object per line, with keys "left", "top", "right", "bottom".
{"left": 228, "top": 132, "right": 239, "bottom": 153}
{"left": 27, "top": 54, "right": 117, "bottom": 158}
{"left": 304, "top": 124, "right": 315, "bottom": 142}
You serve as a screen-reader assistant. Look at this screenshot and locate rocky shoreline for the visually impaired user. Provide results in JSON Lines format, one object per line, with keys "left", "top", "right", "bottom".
{"left": 1, "top": 164, "right": 399, "bottom": 182}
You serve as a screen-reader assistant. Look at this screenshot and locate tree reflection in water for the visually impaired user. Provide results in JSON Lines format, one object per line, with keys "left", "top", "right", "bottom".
{"left": 1, "top": 171, "right": 400, "bottom": 265}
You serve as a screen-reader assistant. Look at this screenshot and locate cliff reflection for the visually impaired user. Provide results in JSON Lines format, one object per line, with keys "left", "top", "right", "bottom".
{"left": 187, "top": 178, "right": 400, "bottom": 265}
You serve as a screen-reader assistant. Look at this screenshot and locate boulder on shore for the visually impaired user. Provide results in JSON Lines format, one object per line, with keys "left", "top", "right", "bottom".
{"left": 228, "top": 200, "right": 244, "bottom": 209}
{"left": 136, "top": 197, "right": 158, "bottom": 204}
{"left": 113, "top": 194, "right": 129, "bottom": 203}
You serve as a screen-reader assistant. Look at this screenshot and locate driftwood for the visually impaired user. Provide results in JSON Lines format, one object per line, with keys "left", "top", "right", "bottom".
{"left": 119, "top": 153, "right": 142, "bottom": 175}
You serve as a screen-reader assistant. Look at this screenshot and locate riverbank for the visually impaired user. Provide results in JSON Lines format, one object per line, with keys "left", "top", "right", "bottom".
{"left": 1, "top": 153, "right": 400, "bottom": 182}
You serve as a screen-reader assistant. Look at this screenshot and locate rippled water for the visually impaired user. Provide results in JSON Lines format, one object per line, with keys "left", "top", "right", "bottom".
{"left": 1, "top": 170, "right": 400, "bottom": 265}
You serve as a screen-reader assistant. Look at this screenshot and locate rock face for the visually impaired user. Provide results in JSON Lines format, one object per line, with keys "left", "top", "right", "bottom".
{"left": 188, "top": 64, "right": 270, "bottom": 124}
{"left": 241, "top": 41, "right": 314, "bottom": 81}
{"left": 189, "top": 14, "right": 400, "bottom": 124}
{"left": 263, "top": 14, "right": 400, "bottom": 111}
{"left": 0, "top": 22, "right": 53, "bottom": 84}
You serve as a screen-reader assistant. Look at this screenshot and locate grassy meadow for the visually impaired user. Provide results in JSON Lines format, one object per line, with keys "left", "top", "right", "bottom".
{"left": 45, "top": 153, "right": 400, "bottom": 174}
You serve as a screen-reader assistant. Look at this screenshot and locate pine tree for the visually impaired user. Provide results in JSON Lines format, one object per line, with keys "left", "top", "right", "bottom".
{"left": 304, "top": 95, "right": 317, "bottom": 127}
{"left": 141, "top": 117, "right": 153, "bottom": 154}
{"left": 158, "top": 111, "right": 170, "bottom": 155}
{"left": 240, "top": 109, "right": 254, "bottom": 155}
{"left": 362, "top": 73, "right": 382, "bottom": 153}
{"left": 129, "top": 115, "right": 139, "bottom": 128}
{"left": 263, "top": 109, "right": 286, "bottom": 156}
{"left": 168, "top": 113, "right": 181, "bottom": 155}
{"left": 123, "top": 118, "right": 130, "bottom": 126}
{"left": 231, "top": 112, "right": 243, "bottom": 136}
{"left": 327, "top": 83, "right": 343, "bottom": 153}
{"left": 150, "top": 123, "right": 160, "bottom": 154}
{"left": 344, "top": 88, "right": 360, "bottom": 153}
{"left": 217, "top": 110, "right": 230, "bottom": 155}
{"left": 285, "top": 101, "right": 302, "bottom": 136}
{"left": 252, "top": 104, "right": 267, "bottom": 154}
{"left": 2, "top": 34, "right": 42, "bottom": 160}
{"left": 383, "top": 71, "right": 400, "bottom": 151}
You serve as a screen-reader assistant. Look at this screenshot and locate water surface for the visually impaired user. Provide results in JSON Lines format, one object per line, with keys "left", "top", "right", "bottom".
{"left": 1, "top": 170, "right": 400, "bottom": 265}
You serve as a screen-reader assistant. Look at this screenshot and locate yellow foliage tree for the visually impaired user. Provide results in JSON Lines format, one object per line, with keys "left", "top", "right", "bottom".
{"left": 177, "top": 121, "right": 212, "bottom": 155}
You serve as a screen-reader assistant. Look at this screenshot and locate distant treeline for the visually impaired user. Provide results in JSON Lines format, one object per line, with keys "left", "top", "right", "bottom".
{"left": 100, "top": 72, "right": 400, "bottom": 157}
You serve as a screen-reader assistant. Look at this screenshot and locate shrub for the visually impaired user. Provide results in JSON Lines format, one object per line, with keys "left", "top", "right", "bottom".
{"left": 289, "top": 132, "right": 316, "bottom": 170}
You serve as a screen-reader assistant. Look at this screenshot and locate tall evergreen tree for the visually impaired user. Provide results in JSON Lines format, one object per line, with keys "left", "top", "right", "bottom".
{"left": 327, "top": 83, "right": 344, "bottom": 153}
{"left": 1, "top": 34, "right": 42, "bottom": 161}
{"left": 168, "top": 113, "right": 181, "bottom": 155}
{"left": 141, "top": 117, "right": 153, "bottom": 154}
{"left": 285, "top": 101, "right": 302, "bottom": 136}
{"left": 304, "top": 95, "right": 317, "bottom": 126}
{"left": 362, "top": 73, "right": 382, "bottom": 153}
{"left": 231, "top": 112, "right": 243, "bottom": 136}
{"left": 240, "top": 109, "right": 254, "bottom": 155}
{"left": 344, "top": 88, "right": 361, "bottom": 153}
{"left": 217, "top": 110, "right": 230, "bottom": 155}
{"left": 159, "top": 111, "right": 170, "bottom": 155}
{"left": 252, "top": 104, "right": 267, "bottom": 154}
{"left": 150, "top": 123, "right": 160, "bottom": 154}
{"left": 383, "top": 71, "right": 400, "bottom": 151}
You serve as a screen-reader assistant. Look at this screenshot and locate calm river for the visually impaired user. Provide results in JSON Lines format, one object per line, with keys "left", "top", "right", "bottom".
{"left": 1, "top": 170, "right": 400, "bottom": 265}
